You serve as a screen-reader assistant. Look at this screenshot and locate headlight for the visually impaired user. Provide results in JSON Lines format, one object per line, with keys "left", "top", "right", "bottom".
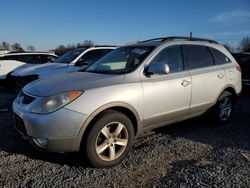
{"left": 31, "top": 91, "right": 83, "bottom": 114}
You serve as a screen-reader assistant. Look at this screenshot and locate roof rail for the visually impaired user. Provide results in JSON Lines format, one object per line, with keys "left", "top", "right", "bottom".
{"left": 6, "top": 51, "right": 55, "bottom": 54}
{"left": 76, "top": 45, "right": 118, "bottom": 48}
{"left": 139, "top": 36, "right": 218, "bottom": 44}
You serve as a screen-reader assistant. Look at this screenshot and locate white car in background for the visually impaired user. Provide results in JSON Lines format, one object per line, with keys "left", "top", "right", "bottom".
{"left": 0, "top": 52, "right": 58, "bottom": 80}
{"left": 7, "top": 47, "right": 116, "bottom": 91}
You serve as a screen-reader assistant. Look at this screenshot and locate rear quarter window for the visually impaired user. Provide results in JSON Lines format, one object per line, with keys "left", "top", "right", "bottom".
{"left": 2, "top": 55, "right": 19, "bottom": 61}
{"left": 209, "top": 48, "right": 231, "bottom": 65}
{"left": 46, "top": 55, "right": 58, "bottom": 62}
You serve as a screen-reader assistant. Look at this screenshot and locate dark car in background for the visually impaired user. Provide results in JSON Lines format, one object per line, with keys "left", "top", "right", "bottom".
{"left": 232, "top": 52, "right": 250, "bottom": 88}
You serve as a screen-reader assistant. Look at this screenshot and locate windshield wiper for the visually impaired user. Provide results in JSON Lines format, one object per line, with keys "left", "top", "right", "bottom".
{"left": 83, "top": 69, "right": 120, "bottom": 74}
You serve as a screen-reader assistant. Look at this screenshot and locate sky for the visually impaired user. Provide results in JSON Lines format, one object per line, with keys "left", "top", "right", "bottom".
{"left": 0, "top": 0, "right": 250, "bottom": 51}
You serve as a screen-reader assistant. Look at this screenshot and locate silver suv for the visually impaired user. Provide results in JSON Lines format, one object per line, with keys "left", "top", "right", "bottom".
{"left": 13, "top": 37, "right": 242, "bottom": 168}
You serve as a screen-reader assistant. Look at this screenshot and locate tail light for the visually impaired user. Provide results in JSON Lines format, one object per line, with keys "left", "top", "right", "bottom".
{"left": 236, "top": 65, "right": 241, "bottom": 73}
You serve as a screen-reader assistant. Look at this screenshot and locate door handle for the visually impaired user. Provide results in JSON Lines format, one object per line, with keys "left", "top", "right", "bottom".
{"left": 181, "top": 80, "right": 191, "bottom": 87}
{"left": 217, "top": 73, "right": 225, "bottom": 79}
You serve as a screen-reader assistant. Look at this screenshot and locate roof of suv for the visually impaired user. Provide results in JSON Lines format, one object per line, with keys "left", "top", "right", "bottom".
{"left": 126, "top": 36, "right": 219, "bottom": 48}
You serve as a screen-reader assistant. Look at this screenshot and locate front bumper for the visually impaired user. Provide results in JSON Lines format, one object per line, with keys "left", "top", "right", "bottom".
{"left": 12, "top": 100, "right": 88, "bottom": 152}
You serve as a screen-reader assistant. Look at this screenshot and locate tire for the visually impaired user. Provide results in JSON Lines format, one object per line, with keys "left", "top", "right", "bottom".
{"left": 85, "top": 110, "right": 135, "bottom": 168}
{"left": 214, "top": 91, "right": 234, "bottom": 124}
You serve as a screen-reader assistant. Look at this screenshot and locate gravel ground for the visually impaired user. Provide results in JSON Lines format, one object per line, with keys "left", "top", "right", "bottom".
{"left": 0, "top": 87, "right": 249, "bottom": 187}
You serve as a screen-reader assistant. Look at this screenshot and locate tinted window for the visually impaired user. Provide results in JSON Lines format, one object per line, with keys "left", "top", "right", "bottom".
{"left": 18, "top": 55, "right": 43, "bottom": 64}
{"left": 183, "top": 45, "right": 214, "bottom": 69}
{"left": 18, "top": 55, "right": 35, "bottom": 63}
{"left": 101, "top": 49, "right": 113, "bottom": 56}
{"left": 55, "top": 48, "right": 85, "bottom": 64}
{"left": 150, "top": 45, "right": 183, "bottom": 73}
{"left": 45, "top": 55, "right": 57, "bottom": 62}
{"left": 0, "top": 54, "right": 56, "bottom": 63}
{"left": 209, "top": 48, "right": 231, "bottom": 65}
{"left": 2, "top": 55, "right": 19, "bottom": 61}
{"left": 78, "top": 49, "right": 111, "bottom": 65}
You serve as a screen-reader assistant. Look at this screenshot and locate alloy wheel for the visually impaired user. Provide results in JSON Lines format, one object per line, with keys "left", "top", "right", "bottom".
{"left": 219, "top": 96, "right": 232, "bottom": 121}
{"left": 95, "top": 122, "right": 128, "bottom": 161}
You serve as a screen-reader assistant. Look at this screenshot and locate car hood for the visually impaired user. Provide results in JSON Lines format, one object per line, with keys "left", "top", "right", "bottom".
{"left": 12, "top": 63, "right": 67, "bottom": 76}
{"left": 23, "top": 72, "right": 125, "bottom": 96}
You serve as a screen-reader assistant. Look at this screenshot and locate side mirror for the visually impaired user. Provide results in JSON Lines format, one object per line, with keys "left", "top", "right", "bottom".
{"left": 145, "top": 63, "right": 169, "bottom": 76}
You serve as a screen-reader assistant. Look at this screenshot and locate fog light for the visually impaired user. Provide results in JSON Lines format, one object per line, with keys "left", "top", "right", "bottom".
{"left": 33, "top": 138, "right": 48, "bottom": 148}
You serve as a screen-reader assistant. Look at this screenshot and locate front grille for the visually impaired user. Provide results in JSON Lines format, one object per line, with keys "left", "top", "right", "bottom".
{"left": 6, "top": 74, "right": 38, "bottom": 92}
{"left": 19, "top": 91, "right": 35, "bottom": 105}
{"left": 14, "top": 113, "right": 27, "bottom": 136}
{"left": 19, "top": 75, "right": 39, "bottom": 85}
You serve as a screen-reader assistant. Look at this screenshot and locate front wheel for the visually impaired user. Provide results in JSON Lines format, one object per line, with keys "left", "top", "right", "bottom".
{"left": 85, "top": 110, "right": 135, "bottom": 168}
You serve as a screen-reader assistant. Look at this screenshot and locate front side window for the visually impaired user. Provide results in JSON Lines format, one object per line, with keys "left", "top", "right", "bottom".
{"left": 46, "top": 55, "right": 58, "bottom": 63}
{"left": 183, "top": 45, "right": 214, "bottom": 69}
{"left": 19, "top": 55, "right": 40, "bottom": 63}
{"left": 55, "top": 48, "right": 85, "bottom": 64}
{"left": 85, "top": 46, "right": 154, "bottom": 74}
{"left": 150, "top": 45, "right": 183, "bottom": 73}
{"left": 209, "top": 48, "right": 231, "bottom": 65}
{"left": 77, "top": 49, "right": 112, "bottom": 66}
{"left": 27, "top": 55, "right": 44, "bottom": 64}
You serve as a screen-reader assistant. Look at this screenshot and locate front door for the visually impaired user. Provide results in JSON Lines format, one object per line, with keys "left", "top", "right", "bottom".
{"left": 141, "top": 45, "right": 192, "bottom": 128}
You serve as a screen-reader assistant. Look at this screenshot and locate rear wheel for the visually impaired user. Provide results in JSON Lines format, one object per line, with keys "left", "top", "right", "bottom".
{"left": 85, "top": 110, "right": 134, "bottom": 168}
{"left": 214, "top": 91, "right": 233, "bottom": 124}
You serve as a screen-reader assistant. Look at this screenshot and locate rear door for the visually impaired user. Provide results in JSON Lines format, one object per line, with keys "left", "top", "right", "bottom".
{"left": 182, "top": 45, "right": 225, "bottom": 114}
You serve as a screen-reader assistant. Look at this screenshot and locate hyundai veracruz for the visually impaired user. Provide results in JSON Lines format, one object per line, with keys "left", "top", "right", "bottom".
{"left": 13, "top": 37, "right": 241, "bottom": 168}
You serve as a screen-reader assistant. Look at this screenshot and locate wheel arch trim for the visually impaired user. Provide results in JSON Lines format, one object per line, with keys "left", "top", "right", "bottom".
{"left": 76, "top": 102, "right": 142, "bottom": 151}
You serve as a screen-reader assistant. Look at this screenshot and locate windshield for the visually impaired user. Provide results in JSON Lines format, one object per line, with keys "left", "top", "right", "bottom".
{"left": 55, "top": 48, "right": 85, "bottom": 64}
{"left": 85, "top": 46, "right": 154, "bottom": 74}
